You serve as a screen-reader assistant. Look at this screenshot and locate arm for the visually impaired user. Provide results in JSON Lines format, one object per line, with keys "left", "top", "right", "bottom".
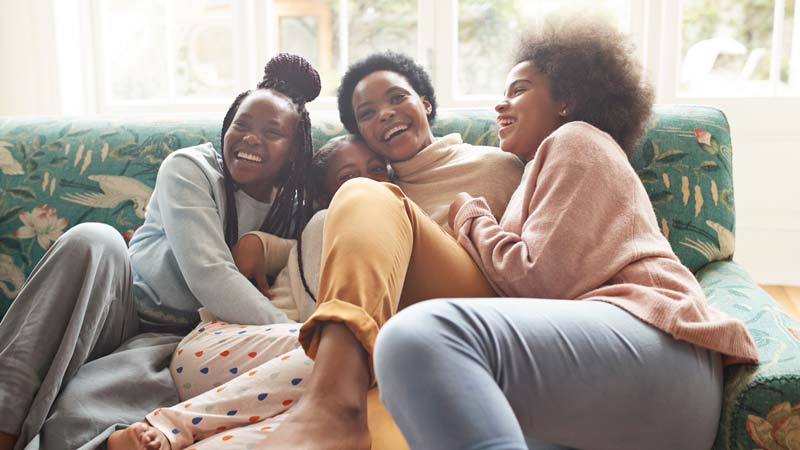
{"left": 232, "top": 232, "right": 295, "bottom": 297}
{"left": 453, "top": 125, "right": 639, "bottom": 300}
{"left": 154, "top": 153, "right": 289, "bottom": 324}
{"left": 241, "top": 231, "right": 295, "bottom": 277}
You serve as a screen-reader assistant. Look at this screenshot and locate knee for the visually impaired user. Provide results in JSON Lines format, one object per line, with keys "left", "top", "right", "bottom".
{"left": 329, "top": 178, "right": 404, "bottom": 210}
{"left": 374, "top": 300, "right": 463, "bottom": 381}
{"left": 58, "top": 223, "right": 128, "bottom": 260}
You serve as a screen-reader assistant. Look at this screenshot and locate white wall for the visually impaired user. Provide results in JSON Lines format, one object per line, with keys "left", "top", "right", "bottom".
{"left": 0, "top": 0, "right": 798, "bottom": 285}
{"left": 724, "top": 104, "right": 800, "bottom": 285}
{"left": 0, "top": 0, "right": 60, "bottom": 115}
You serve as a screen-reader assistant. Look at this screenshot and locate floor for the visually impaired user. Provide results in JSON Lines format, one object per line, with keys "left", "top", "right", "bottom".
{"left": 760, "top": 285, "right": 800, "bottom": 320}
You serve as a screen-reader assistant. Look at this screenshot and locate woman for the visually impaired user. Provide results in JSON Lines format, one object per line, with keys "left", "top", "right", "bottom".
{"left": 373, "top": 19, "right": 759, "bottom": 450}
{"left": 257, "top": 52, "right": 523, "bottom": 450}
{"left": 0, "top": 53, "right": 320, "bottom": 450}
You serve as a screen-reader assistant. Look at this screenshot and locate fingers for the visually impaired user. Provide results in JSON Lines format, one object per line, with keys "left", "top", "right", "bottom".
{"left": 255, "top": 275, "right": 275, "bottom": 298}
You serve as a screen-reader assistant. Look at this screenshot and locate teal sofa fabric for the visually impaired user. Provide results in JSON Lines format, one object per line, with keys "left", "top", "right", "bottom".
{"left": 1, "top": 106, "right": 798, "bottom": 449}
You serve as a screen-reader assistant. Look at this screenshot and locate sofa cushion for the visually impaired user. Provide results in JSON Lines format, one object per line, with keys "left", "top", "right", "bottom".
{"left": 0, "top": 106, "right": 744, "bottom": 314}
{"left": 0, "top": 116, "right": 221, "bottom": 315}
{"left": 0, "top": 106, "right": 796, "bottom": 449}
{"left": 698, "top": 261, "right": 800, "bottom": 450}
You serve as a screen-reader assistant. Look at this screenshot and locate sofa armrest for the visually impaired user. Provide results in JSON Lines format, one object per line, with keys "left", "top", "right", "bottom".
{"left": 697, "top": 261, "right": 800, "bottom": 450}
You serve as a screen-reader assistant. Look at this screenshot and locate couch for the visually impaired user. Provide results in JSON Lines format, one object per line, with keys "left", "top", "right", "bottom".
{"left": 0, "top": 106, "right": 798, "bottom": 449}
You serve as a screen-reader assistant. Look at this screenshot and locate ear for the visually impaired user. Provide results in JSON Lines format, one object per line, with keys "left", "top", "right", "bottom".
{"left": 421, "top": 96, "right": 433, "bottom": 115}
{"left": 559, "top": 99, "right": 575, "bottom": 118}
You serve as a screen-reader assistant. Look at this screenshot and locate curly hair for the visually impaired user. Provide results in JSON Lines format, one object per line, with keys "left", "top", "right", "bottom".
{"left": 515, "top": 18, "right": 654, "bottom": 157}
{"left": 337, "top": 51, "right": 437, "bottom": 135}
{"left": 219, "top": 53, "right": 321, "bottom": 246}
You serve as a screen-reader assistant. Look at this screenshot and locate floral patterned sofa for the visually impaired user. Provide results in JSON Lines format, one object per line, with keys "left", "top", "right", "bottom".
{"left": 0, "top": 106, "right": 798, "bottom": 449}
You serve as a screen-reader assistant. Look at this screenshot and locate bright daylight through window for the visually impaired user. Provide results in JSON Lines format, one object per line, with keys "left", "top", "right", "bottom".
{"left": 78, "top": 0, "right": 799, "bottom": 113}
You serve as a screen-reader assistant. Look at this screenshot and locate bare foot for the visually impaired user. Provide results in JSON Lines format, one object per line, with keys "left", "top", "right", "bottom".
{"left": 108, "top": 422, "right": 171, "bottom": 450}
{"left": 255, "top": 322, "right": 372, "bottom": 450}
{"left": 255, "top": 396, "right": 370, "bottom": 450}
{"left": 0, "top": 431, "right": 16, "bottom": 450}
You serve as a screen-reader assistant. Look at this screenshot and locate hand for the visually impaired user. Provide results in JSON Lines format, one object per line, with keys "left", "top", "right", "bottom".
{"left": 231, "top": 234, "right": 274, "bottom": 298}
{"left": 448, "top": 192, "right": 475, "bottom": 230}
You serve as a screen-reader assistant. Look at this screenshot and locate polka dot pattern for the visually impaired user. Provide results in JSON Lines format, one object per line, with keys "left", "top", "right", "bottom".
{"left": 149, "top": 322, "right": 312, "bottom": 449}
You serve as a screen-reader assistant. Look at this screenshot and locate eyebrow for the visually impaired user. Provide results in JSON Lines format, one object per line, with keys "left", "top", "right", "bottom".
{"left": 238, "top": 112, "right": 283, "bottom": 126}
{"left": 334, "top": 163, "right": 358, "bottom": 174}
{"left": 505, "top": 79, "right": 532, "bottom": 94}
{"left": 354, "top": 100, "right": 373, "bottom": 113}
{"left": 385, "top": 86, "right": 409, "bottom": 96}
{"left": 355, "top": 85, "right": 411, "bottom": 111}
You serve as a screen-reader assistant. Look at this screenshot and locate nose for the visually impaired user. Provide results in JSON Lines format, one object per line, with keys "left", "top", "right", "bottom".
{"left": 243, "top": 134, "right": 262, "bottom": 145}
{"left": 378, "top": 107, "right": 395, "bottom": 122}
{"left": 495, "top": 99, "right": 509, "bottom": 113}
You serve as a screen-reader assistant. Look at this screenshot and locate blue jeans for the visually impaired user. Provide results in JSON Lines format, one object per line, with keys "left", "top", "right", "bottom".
{"left": 373, "top": 299, "right": 722, "bottom": 450}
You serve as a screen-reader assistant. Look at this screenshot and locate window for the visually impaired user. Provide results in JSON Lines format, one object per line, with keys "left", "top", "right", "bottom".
{"left": 80, "top": 0, "right": 419, "bottom": 111}
{"left": 56, "top": 0, "right": 800, "bottom": 114}
{"left": 680, "top": 0, "right": 798, "bottom": 96}
{"left": 456, "top": 0, "right": 631, "bottom": 97}
{"left": 95, "top": 0, "right": 236, "bottom": 103}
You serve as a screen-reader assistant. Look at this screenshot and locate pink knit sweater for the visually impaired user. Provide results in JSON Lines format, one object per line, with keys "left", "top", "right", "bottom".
{"left": 453, "top": 122, "right": 758, "bottom": 366}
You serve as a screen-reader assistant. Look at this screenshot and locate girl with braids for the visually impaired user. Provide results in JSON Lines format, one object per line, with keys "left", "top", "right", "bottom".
{"left": 128, "top": 52, "right": 320, "bottom": 327}
{"left": 0, "top": 53, "right": 320, "bottom": 450}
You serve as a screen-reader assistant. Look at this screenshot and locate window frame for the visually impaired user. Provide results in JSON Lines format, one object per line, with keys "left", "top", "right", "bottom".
{"left": 56, "top": 0, "right": 799, "bottom": 121}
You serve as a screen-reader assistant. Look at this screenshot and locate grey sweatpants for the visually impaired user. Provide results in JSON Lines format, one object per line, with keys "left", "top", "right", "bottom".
{"left": 0, "top": 223, "right": 141, "bottom": 447}
{"left": 373, "top": 298, "right": 723, "bottom": 450}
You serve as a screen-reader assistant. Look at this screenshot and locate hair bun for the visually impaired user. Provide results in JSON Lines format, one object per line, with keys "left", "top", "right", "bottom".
{"left": 261, "top": 53, "right": 321, "bottom": 103}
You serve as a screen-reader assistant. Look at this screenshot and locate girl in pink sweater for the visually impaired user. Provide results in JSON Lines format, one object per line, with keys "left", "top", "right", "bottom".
{"left": 373, "top": 19, "right": 758, "bottom": 450}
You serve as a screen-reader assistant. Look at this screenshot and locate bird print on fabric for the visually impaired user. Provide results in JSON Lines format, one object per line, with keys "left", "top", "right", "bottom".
{"left": 61, "top": 175, "right": 153, "bottom": 218}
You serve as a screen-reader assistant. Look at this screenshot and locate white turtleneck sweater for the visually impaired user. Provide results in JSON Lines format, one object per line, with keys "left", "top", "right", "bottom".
{"left": 392, "top": 133, "right": 524, "bottom": 231}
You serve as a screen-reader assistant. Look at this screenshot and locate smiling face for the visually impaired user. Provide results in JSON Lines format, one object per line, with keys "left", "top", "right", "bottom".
{"left": 223, "top": 90, "right": 299, "bottom": 202}
{"left": 318, "top": 139, "right": 391, "bottom": 207}
{"left": 351, "top": 70, "right": 434, "bottom": 162}
{"left": 496, "top": 61, "right": 566, "bottom": 162}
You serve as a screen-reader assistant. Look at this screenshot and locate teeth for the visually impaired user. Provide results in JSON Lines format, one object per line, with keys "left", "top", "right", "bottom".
{"left": 383, "top": 124, "right": 409, "bottom": 141}
{"left": 237, "top": 151, "right": 263, "bottom": 163}
{"left": 498, "top": 118, "right": 515, "bottom": 127}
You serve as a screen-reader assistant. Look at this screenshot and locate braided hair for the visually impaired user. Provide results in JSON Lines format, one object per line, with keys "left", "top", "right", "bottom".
{"left": 219, "top": 53, "right": 321, "bottom": 247}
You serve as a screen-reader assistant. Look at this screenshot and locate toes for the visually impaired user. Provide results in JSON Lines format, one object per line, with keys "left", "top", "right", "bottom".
{"left": 138, "top": 430, "right": 152, "bottom": 445}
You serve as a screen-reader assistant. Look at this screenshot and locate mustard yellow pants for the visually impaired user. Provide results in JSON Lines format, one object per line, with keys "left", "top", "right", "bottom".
{"left": 299, "top": 178, "right": 496, "bottom": 380}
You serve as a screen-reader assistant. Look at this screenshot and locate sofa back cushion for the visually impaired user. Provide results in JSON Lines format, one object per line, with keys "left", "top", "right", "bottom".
{"left": 0, "top": 105, "right": 735, "bottom": 317}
